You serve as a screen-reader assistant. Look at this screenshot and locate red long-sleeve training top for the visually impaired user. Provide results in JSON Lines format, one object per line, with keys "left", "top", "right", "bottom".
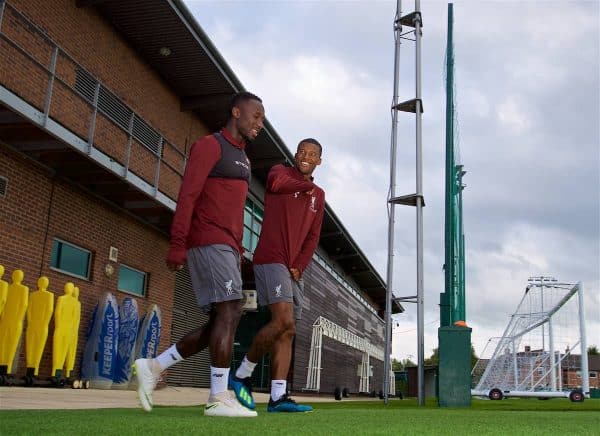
{"left": 167, "top": 129, "right": 250, "bottom": 265}
{"left": 253, "top": 164, "right": 325, "bottom": 273}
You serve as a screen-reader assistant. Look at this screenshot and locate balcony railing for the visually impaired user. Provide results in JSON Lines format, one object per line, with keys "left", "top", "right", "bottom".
{"left": 0, "top": 1, "right": 186, "bottom": 207}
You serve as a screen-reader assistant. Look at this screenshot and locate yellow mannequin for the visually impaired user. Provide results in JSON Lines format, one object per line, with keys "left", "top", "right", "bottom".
{"left": 0, "top": 265, "right": 8, "bottom": 317}
{"left": 65, "top": 286, "right": 82, "bottom": 378}
{"left": 0, "top": 270, "right": 29, "bottom": 374}
{"left": 25, "top": 276, "right": 55, "bottom": 376}
{"left": 52, "top": 282, "right": 76, "bottom": 376}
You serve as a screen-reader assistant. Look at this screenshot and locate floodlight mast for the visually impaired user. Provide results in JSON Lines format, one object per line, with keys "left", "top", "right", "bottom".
{"left": 383, "top": 0, "right": 402, "bottom": 406}
{"left": 385, "top": 0, "right": 425, "bottom": 406}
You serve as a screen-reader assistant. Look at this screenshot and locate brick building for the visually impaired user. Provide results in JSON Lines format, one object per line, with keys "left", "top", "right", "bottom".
{"left": 0, "top": 0, "right": 402, "bottom": 395}
{"left": 561, "top": 354, "right": 599, "bottom": 390}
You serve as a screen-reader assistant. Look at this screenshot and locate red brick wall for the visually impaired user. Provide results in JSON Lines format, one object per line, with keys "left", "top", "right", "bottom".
{"left": 0, "top": 142, "right": 174, "bottom": 379}
{"left": 1, "top": 0, "right": 209, "bottom": 202}
{"left": 563, "top": 370, "right": 600, "bottom": 389}
{"left": 9, "top": 0, "right": 207, "bottom": 150}
{"left": 0, "top": 0, "right": 219, "bottom": 381}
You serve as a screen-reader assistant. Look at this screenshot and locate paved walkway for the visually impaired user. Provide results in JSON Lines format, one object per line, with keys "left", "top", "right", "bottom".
{"left": 0, "top": 386, "right": 362, "bottom": 410}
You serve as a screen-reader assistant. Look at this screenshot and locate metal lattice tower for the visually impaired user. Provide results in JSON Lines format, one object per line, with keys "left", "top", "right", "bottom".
{"left": 384, "top": 0, "right": 425, "bottom": 405}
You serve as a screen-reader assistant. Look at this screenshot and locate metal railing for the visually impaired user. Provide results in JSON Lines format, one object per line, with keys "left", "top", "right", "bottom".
{"left": 0, "top": 1, "right": 187, "bottom": 205}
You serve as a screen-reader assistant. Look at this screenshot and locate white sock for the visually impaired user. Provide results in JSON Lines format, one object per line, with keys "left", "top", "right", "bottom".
{"left": 271, "top": 379, "right": 287, "bottom": 402}
{"left": 235, "top": 356, "right": 257, "bottom": 379}
{"left": 155, "top": 344, "right": 183, "bottom": 371}
{"left": 210, "top": 366, "right": 230, "bottom": 396}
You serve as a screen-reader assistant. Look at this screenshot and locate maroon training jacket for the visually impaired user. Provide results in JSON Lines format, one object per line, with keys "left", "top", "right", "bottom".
{"left": 167, "top": 128, "right": 250, "bottom": 265}
{"left": 253, "top": 164, "right": 325, "bottom": 273}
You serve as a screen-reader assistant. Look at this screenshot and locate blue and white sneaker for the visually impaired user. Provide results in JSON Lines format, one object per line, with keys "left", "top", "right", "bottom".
{"left": 267, "top": 395, "right": 313, "bottom": 413}
{"left": 228, "top": 374, "right": 255, "bottom": 410}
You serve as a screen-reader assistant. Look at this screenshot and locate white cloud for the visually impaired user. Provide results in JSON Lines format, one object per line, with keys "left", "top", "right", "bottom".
{"left": 238, "top": 54, "right": 385, "bottom": 146}
{"left": 497, "top": 95, "right": 533, "bottom": 135}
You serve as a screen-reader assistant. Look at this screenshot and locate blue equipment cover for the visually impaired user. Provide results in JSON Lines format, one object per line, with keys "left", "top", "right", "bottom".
{"left": 80, "top": 292, "right": 119, "bottom": 389}
{"left": 113, "top": 297, "right": 139, "bottom": 388}
{"left": 134, "top": 304, "right": 161, "bottom": 359}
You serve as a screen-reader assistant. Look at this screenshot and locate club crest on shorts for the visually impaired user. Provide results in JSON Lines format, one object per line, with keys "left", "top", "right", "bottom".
{"left": 225, "top": 279, "right": 234, "bottom": 295}
{"left": 274, "top": 284, "right": 282, "bottom": 298}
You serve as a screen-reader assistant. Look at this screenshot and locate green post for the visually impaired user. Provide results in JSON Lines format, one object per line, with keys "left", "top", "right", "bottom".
{"left": 438, "top": 3, "right": 471, "bottom": 407}
{"left": 442, "top": 1, "right": 455, "bottom": 328}
{"left": 438, "top": 326, "right": 472, "bottom": 407}
{"left": 439, "top": 292, "right": 450, "bottom": 328}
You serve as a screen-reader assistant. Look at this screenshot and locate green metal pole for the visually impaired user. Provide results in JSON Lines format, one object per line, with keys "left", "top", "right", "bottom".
{"left": 438, "top": 3, "right": 471, "bottom": 408}
{"left": 443, "top": 2, "right": 454, "bottom": 326}
{"left": 457, "top": 166, "right": 466, "bottom": 322}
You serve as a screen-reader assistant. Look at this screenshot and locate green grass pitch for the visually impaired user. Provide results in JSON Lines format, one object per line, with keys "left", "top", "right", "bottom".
{"left": 1, "top": 398, "right": 598, "bottom": 435}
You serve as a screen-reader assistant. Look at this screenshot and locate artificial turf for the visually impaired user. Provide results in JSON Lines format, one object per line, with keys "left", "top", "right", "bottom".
{"left": 0, "top": 398, "right": 598, "bottom": 435}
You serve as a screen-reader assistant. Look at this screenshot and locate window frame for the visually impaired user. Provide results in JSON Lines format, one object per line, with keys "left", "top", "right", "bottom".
{"left": 49, "top": 238, "right": 92, "bottom": 280}
{"left": 242, "top": 196, "right": 263, "bottom": 259}
{"left": 117, "top": 263, "right": 148, "bottom": 297}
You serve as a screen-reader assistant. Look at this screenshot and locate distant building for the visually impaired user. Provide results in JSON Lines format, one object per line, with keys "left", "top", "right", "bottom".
{"left": 560, "top": 354, "right": 599, "bottom": 390}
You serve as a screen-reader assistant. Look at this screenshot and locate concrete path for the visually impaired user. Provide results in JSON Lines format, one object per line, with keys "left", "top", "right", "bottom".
{"left": 0, "top": 386, "right": 365, "bottom": 410}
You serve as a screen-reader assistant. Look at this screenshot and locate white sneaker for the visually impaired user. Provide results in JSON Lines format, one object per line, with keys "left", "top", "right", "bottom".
{"left": 134, "top": 358, "right": 159, "bottom": 412}
{"left": 204, "top": 391, "right": 258, "bottom": 417}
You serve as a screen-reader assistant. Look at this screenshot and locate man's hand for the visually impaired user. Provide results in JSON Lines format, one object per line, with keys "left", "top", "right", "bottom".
{"left": 167, "top": 262, "right": 184, "bottom": 272}
{"left": 289, "top": 267, "right": 301, "bottom": 281}
{"left": 166, "top": 246, "right": 186, "bottom": 271}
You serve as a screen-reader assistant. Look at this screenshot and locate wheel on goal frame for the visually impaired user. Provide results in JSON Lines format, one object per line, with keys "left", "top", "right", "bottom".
{"left": 569, "top": 390, "right": 584, "bottom": 403}
{"left": 489, "top": 388, "right": 503, "bottom": 400}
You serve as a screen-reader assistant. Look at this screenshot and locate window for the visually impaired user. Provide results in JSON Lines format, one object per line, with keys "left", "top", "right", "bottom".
{"left": 118, "top": 264, "right": 147, "bottom": 296}
{"left": 590, "top": 371, "right": 597, "bottom": 378}
{"left": 243, "top": 198, "right": 263, "bottom": 257}
{"left": 50, "top": 239, "right": 92, "bottom": 280}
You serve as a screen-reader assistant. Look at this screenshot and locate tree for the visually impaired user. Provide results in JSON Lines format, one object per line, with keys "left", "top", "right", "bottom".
{"left": 402, "top": 357, "right": 416, "bottom": 368}
{"left": 424, "top": 348, "right": 439, "bottom": 366}
{"left": 423, "top": 344, "right": 478, "bottom": 368}
{"left": 588, "top": 345, "right": 599, "bottom": 356}
{"left": 391, "top": 357, "right": 416, "bottom": 370}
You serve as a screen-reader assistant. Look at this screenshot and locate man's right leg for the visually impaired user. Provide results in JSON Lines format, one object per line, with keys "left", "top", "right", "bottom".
{"left": 135, "top": 316, "right": 214, "bottom": 412}
{"left": 204, "top": 300, "right": 256, "bottom": 417}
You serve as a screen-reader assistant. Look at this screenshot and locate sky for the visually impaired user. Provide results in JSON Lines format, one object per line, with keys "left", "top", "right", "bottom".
{"left": 182, "top": 0, "right": 600, "bottom": 362}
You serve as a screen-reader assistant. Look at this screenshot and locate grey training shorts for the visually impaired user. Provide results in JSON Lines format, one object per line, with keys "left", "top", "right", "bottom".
{"left": 253, "top": 263, "right": 304, "bottom": 320}
{"left": 187, "top": 244, "right": 243, "bottom": 312}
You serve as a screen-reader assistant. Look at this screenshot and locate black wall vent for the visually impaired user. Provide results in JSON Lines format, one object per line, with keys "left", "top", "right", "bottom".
{"left": 0, "top": 176, "right": 7, "bottom": 198}
{"left": 75, "top": 68, "right": 161, "bottom": 156}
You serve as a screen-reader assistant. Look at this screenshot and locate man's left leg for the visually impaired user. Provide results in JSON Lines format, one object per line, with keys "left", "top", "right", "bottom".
{"left": 267, "top": 296, "right": 312, "bottom": 413}
{"left": 230, "top": 301, "right": 293, "bottom": 409}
